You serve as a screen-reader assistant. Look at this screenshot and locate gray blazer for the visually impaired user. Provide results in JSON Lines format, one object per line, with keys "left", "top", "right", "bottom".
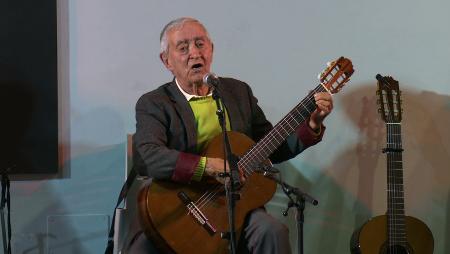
{"left": 133, "top": 77, "right": 323, "bottom": 182}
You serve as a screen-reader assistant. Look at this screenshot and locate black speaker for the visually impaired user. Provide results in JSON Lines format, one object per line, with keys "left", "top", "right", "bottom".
{"left": 0, "top": 0, "right": 59, "bottom": 174}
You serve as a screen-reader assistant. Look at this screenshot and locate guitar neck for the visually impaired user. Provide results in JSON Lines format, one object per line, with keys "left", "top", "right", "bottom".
{"left": 385, "top": 122, "right": 407, "bottom": 245}
{"left": 238, "top": 84, "right": 327, "bottom": 173}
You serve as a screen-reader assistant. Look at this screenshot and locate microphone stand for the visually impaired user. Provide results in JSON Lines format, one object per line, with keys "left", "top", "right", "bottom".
{"left": 266, "top": 171, "right": 318, "bottom": 254}
{"left": 211, "top": 83, "right": 240, "bottom": 254}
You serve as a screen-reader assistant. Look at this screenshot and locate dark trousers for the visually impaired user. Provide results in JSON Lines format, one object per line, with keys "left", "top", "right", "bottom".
{"left": 126, "top": 208, "right": 291, "bottom": 254}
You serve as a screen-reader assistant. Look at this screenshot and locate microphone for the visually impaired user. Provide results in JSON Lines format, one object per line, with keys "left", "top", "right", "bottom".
{"left": 203, "top": 72, "right": 220, "bottom": 87}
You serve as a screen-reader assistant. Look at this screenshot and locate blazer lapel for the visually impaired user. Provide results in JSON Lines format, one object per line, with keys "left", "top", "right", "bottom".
{"left": 218, "top": 81, "right": 245, "bottom": 132}
{"left": 166, "top": 80, "right": 197, "bottom": 152}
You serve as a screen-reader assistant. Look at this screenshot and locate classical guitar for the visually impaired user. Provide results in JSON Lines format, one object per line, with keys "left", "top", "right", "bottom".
{"left": 138, "top": 57, "right": 354, "bottom": 254}
{"left": 350, "top": 75, "right": 434, "bottom": 254}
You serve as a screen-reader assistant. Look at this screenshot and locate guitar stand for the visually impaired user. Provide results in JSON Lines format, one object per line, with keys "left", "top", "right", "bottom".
{"left": 268, "top": 172, "right": 318, "bottom": 254}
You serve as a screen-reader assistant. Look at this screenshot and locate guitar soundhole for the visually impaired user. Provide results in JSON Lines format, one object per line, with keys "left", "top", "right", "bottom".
{"left": 381, "top": 243, "right": 412, "bottom": 254}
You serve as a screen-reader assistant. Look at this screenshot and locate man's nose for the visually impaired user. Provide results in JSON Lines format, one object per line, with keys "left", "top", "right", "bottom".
{"left": 189, "top": 45, "right": 201, "bottom": 57}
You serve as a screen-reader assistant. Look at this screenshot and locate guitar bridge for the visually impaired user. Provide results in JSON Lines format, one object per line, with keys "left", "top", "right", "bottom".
{"left": 177, "top": 191, "right": 217, "bottom": 236}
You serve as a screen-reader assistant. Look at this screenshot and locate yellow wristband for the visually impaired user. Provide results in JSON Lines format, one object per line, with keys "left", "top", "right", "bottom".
{"left": 191, "top": 156, "right": 207, "bottom": 182}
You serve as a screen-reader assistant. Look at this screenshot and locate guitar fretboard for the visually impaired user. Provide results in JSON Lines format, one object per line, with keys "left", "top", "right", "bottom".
{"left": 237, "top": 84, "right": 327, "bottom": 173}
{"left": 386, "top": 122, "right": 406, "bottom": 246}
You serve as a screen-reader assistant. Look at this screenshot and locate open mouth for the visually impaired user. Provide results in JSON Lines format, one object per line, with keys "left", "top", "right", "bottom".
{"left": 191, "top": 63, "right": 203, "bottom": 72}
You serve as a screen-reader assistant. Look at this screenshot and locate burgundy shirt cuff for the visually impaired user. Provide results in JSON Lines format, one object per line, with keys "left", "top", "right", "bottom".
{"left": 295, "top": 120, "right": 326, "bottom": 149}
{"left": 171, "top": 152, "right": 201, "bottom": 183}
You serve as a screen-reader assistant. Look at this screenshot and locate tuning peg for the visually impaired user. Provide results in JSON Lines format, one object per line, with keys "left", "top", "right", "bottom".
{"left": 327, "top": 62, "right": 331, "bottom": 67}
{"left": 376, "top": 99, "right": 380, "bottom": 105}
{"left": 378, "top": 109, "right": 382, "bottom": 113}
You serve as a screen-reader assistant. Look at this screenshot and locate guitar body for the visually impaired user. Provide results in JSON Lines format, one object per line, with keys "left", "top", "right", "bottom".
{"left": 138, "top": 132, "right": 277, "bottom": 254}
{"left": 350, "top": 215, "right": 434, "bottom": 254}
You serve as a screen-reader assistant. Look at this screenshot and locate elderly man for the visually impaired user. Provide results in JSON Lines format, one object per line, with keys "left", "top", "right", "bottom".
{"left": 127, "top": 17, "right": 333, "bottom": 253}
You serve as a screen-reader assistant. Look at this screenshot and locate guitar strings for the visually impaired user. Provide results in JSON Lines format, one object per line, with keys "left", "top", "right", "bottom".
{"left": 195, "top": 84, "right": 328, "bottom": 210}
{"left": 194, "top": 85, "right": 326, "bottom": 211}
{"left": 195, "top": 96, "right": 315, "bottom": 210}
{"left": 196, "top": 185, "right": 224, "bottom": 209}
{"left": 388, "top": 118, "right": 396, "bottom": 252}
{"left": 394, "top": 122, "right": 404, "bottom": 251}
{"left": 238, "top": 84, "right": 324, "bottom": 172}
{"left": 387, "top": 120, "right": 393, "bottom": 252}
{"left": 387, "top": 117, "right": 404, "bottom": 253}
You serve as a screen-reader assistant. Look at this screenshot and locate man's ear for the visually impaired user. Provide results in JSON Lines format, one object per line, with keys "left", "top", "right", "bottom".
{"left": 160, "top": 52, "right": 170, "bottom": 69}
{"left": 210, "top": 43, "right": 214, "bottom": 63}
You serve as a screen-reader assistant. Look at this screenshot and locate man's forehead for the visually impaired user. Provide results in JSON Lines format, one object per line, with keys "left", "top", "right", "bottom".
{"left": 168, "top": 22, "right": 208, "bottom": 40}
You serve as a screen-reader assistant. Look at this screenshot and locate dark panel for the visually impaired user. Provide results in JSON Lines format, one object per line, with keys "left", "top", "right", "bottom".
{"left": 0, "top": 0, "right": 58, "bottom": 174}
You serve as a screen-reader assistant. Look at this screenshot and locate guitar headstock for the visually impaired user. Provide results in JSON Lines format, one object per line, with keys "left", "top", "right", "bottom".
{"left": 376, "top": 74, "right": 402, "bottom": 123}
{"left": 318, "top": 56, "right": 354, "bottom": 94}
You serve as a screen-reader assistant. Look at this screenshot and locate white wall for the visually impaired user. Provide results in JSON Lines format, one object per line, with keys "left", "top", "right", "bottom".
{"left": 9, "top": 0, "right": 450, "bottom": 253}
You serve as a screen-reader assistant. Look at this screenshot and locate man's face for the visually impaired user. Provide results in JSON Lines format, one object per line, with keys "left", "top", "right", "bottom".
{"left": 161, "top": 21, "right": 213, "bottom": 88}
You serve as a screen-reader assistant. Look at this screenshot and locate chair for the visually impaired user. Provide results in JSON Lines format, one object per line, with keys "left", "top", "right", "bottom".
{"left": 113, "top": 134, "right": 149, "bottom": 253}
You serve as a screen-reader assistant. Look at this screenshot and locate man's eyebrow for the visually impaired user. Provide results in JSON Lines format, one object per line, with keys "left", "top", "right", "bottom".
{"left": 175, "top": 36, "right": 208, "bottom": 47}
{"left": 193, "top": 36, "right": 207, "bottom": 41}
{"left": 175, "top": 39, "right": 188, "bottom": 47}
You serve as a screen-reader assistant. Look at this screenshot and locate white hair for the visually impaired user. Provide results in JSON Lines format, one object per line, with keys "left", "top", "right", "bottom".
{"left": 159, "top": 17, "right": 212, "bottom": 54}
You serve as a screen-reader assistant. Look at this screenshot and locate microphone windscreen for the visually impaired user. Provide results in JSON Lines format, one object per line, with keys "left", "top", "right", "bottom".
{"left": 203, "top": 73, "right": 220, "bottom": 87}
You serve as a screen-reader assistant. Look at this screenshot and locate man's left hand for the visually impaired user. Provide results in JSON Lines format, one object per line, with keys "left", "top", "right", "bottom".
{"left": 309, "top": 92, "right": 333, "bottom": 130}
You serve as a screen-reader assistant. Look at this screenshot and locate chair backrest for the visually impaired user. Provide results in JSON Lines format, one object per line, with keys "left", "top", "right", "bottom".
{"left": 114, "top": 133, "right": 149, "bottom": 253}
{"left": 126, "top": 134, "right": 149, "bottom": 181}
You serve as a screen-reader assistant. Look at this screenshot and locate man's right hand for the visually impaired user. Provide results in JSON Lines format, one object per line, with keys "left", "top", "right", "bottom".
{"left": 205, "top": 157, "right": 245, "bottom": 185}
